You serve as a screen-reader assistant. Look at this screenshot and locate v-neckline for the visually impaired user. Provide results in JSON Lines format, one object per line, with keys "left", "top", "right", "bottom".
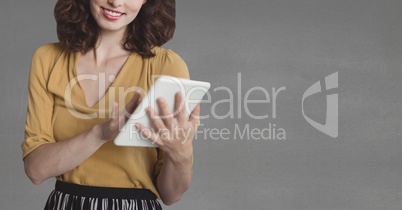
{"left": 73, "top": 51, "right": 133, "bottom": 108}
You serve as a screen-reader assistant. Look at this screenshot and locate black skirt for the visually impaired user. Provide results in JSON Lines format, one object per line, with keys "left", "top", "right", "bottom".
{"left": 44, "top": 180, "right": 162, "bottom": 210}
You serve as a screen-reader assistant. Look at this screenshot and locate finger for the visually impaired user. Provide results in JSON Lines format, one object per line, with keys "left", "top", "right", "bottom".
{"left": 174, "top": 92, "right": 187, "bottom": 124}
{"left": 173, "top": 92, "right": 183, "bottom": 116}
{"left": 135, "top": 123, "right": 160, "bottom": 145}
{"left": 189, "top": 103, "right": 201, "bottom": 125}
{"left": 147, "top": 106, "right": 166, "bottom": 131}
{"left": 124, "top": 91, "right": 141, "bottom": 120}
{"left": 126, "top": 91, "right": 141, "bottom": 112}
{"left": 156, "top": 97, "right": 175, "bottom": 128}
{"left": 117, "top": 103, "right": 130, "bottom": 130}
{"left": 109, "top": 102, "right": 120, "bottom": 131}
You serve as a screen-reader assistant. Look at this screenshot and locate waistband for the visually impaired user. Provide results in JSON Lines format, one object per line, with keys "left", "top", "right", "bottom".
{"left": 55, "top": 180, "right": 157, "bottom": 200}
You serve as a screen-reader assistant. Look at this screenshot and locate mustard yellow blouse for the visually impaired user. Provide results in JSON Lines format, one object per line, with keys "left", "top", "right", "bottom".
{"left": 22, "top": 43, "right": 189, "bottom": 198}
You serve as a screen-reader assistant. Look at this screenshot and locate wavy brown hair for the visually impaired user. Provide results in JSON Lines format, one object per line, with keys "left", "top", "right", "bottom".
{"left": 54, "top": 0, "right": 176, "bottom": 57}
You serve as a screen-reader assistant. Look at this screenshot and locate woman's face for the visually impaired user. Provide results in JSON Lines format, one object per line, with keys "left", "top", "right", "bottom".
{"left": 90, "top": 0, "right": 146, "bottom": 32}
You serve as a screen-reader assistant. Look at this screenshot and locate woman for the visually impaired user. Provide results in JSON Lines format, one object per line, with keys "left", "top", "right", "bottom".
{"left": 22, "top": 0, "right": 199, "bottom": 209}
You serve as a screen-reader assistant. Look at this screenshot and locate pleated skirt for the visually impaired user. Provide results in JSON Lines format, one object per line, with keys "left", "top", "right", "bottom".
{"left": 44, "top": 180, "right": 162, "bottom": 210}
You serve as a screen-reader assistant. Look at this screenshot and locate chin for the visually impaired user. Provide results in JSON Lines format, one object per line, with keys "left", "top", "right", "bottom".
{"left": 96, "top": 22, "right": 127, "bottom": 32}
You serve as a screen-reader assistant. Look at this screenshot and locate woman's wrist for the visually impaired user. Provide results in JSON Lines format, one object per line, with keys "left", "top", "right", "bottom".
{"left": 87, "top": 124, "right": 109, "bottom": 146}
{"left": 164, "top": 146, "right": 194, "bottom": 166}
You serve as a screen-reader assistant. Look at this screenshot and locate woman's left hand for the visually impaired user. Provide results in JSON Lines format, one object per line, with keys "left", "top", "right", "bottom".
{"left": 135, "top": 92, "right": 200, "bottom": 160}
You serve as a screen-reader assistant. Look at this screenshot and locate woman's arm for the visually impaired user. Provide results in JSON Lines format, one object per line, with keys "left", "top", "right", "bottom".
{"left": 136, "top": 93, "right": 200, "bottom": 205}
{"left": 24, "top": 94, "right": 140, "bottom": 184}
{"left": 24, "top": 124, "right": 106, "bottom": 185}
{"left": 155, "top": 147, "right": 194, "bottom": 205}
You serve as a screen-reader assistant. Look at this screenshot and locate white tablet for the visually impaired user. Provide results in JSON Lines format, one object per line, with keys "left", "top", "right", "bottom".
{"left": 114, "top": 75, "right": 211, "bottom": 147}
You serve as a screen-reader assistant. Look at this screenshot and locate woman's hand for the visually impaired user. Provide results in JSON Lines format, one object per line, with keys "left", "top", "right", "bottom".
{"left": 136, "top": 92, "right": 200, "bottom": 160}
{"left": 135, "top": 92, "right": 200, "bottom": 205}
{"left": 24, "top": 91, "right": 142, "bottom": 184}
{"left": 94, "top": 91, "right": 141, "bottom": 142}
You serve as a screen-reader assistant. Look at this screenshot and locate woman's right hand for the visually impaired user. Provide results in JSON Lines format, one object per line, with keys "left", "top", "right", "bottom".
{"left": 95, "top": 91, "right": 141, "bottom": 142}
{"left": 24, "top": 91, "right": 142, "bottom": 185}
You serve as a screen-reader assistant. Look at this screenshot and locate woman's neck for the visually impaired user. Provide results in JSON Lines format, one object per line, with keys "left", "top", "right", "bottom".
{"left": 91, "top": 28, "right": 130, "bottom": 65}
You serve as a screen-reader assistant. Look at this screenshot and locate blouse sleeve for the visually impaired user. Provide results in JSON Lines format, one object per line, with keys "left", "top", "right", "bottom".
{"left": 153, "top": 49, "right": 191, "bottom": 179}
{"left": 21, "top": 45, "right": 56, "bottom": 159}
{"left": 158, "top": 49, "right": 189, "bottom": 79}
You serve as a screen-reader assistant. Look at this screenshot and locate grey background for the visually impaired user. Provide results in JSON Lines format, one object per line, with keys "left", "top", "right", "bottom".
{"left": 1, "top": 0, "right": 401, "bottom": 209}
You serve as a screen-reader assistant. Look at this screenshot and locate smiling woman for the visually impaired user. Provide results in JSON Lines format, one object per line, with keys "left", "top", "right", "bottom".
{"left": 22, "top": 0, "right": 197, "bottom": 209}
{"left": 54, "top": 0, "right": 175, "bottom": 56}
{"left": 89, "top": 0, "right": 144, "bottom": 32}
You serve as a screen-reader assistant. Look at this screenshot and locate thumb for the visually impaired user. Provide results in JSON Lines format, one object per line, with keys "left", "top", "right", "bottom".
{"left": 109, "top": 102, "right": 120, "bottom": 131}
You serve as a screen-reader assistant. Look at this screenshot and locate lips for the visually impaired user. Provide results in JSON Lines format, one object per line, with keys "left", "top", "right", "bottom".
{"left": 101, "top": 7, "right": 125, "bottom": 20}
